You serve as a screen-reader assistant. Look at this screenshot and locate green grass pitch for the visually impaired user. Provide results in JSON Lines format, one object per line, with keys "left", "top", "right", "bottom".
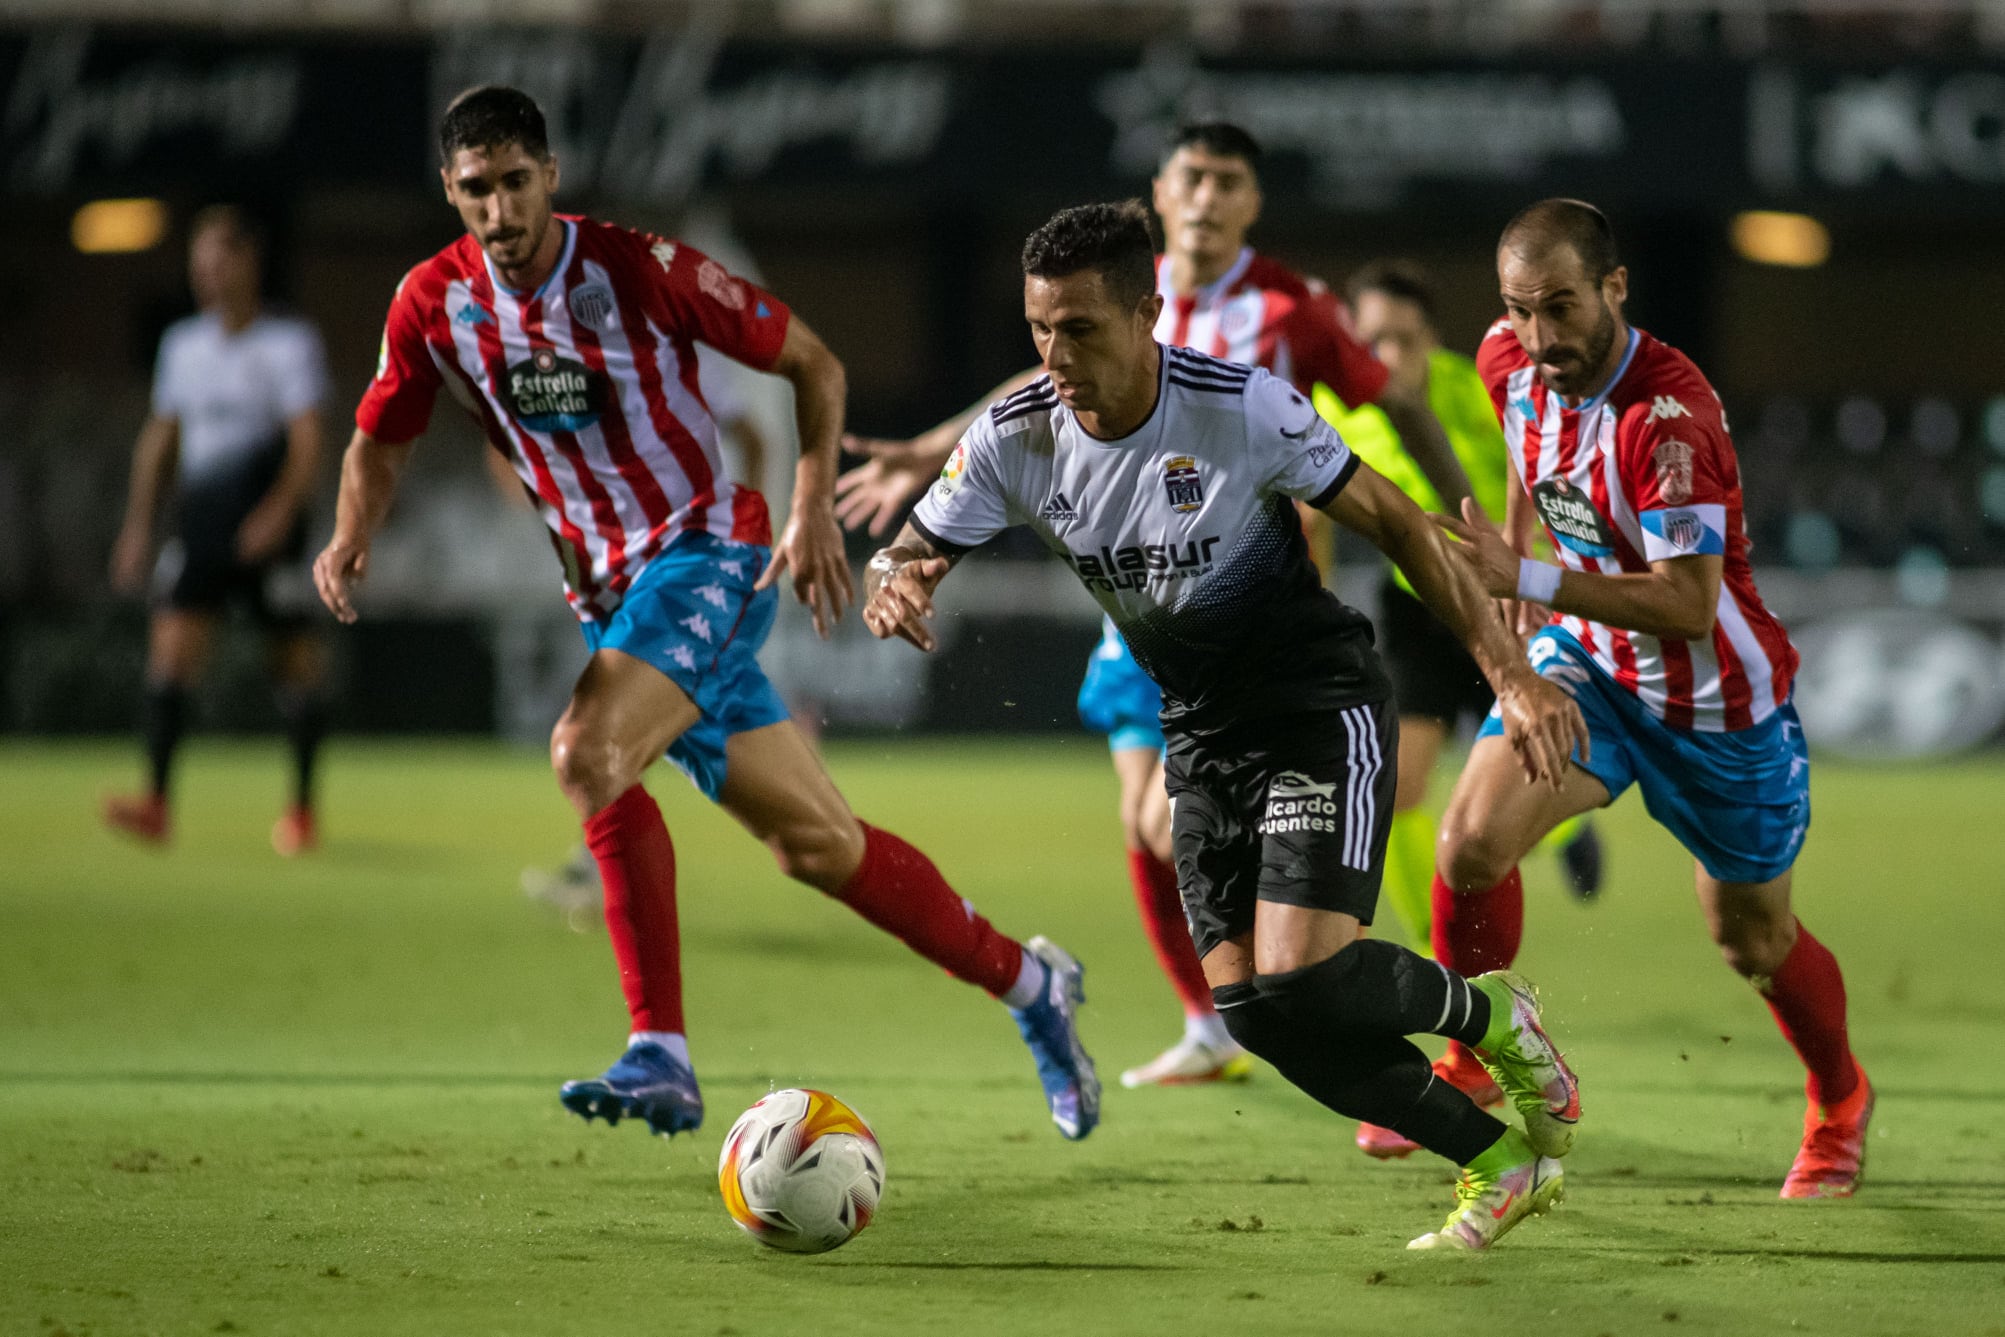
{"left": 3, "top": 737, "right": 2002, "bottom": 1336}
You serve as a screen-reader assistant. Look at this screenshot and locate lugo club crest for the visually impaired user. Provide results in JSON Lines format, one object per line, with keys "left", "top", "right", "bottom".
{"left": 503, "top": 347, "right": 607, "bottom": 433}
{"left": 1531, "top": 476, "right": 1616, "bottom": 558}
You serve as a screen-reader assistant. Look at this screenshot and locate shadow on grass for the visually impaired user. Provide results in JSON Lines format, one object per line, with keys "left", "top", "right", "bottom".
{"left": 1692, "top": 1246, "right": 2005, "bottom": 1265}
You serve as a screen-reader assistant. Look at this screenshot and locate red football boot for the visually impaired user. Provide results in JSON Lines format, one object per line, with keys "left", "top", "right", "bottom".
{"left": 1781, "top": 1063, "right": 1874, "bottom": 1199}
{"left": 272, "top": 805, "right": 318, "bottom": 857}
{"left": 103, "top": 793, "right": 170, "bottom": 846}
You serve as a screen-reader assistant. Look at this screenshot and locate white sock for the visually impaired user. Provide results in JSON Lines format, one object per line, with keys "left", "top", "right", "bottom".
{"left": 999, "top": 949, "right": 1045, "bottom": 1009}
{"left": 628, "top": 1031, "right": 691, "bottom": 1069}
{"left": 1184, "top": 1011, "right": 1232, "bottom": 1051}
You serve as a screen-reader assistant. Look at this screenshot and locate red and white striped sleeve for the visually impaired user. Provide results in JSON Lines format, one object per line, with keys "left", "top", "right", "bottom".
{"left": 355, "top": 265, "right": 445, "bottom": 446}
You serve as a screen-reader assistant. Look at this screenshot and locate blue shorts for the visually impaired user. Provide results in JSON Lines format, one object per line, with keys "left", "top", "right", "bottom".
{"left": 580, "top": 533, "right": 789, "bottom": 801}
{"left": 1478, "top": 627, "right": 1810, "bottom": 883}
{"left": 1077, "top": 619, "right": 1164, "bottom": 754}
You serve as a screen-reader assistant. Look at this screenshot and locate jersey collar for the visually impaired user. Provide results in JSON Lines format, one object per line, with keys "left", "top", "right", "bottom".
{"left": 1069, "top": 344, "right": 1169, "bottom": 448}
{"left": 484, "top": 217, "right": 576, "bottom": 304}
{"left": 1157, "top": 246, "right": 1254, "bottom": 307}
{"left": 1565, "top": 326, "right": 1640, "bottom": 415}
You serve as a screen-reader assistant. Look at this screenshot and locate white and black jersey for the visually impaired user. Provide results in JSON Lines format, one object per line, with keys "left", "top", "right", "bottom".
{"left": 910, "top": 344, "right": 1390, "bottom": 737}
{"left": 151, "top": 310, "right": 328, "bottom": 556}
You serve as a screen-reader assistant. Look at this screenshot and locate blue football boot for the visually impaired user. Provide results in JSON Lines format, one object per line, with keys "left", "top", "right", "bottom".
{"left": 559, "top": 1040, "right": 704, "bottom": 1137}
{"left": 1010, "top": 936, "right": 1101, "bottom": 1141}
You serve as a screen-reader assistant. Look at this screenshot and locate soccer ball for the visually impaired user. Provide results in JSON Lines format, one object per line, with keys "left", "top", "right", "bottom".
{"left": 718, "top": 1088, "right": 885, "bottom": 1254}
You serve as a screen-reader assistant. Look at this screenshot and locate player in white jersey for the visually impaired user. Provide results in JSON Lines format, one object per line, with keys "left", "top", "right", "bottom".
{"left": 863, "top": 201, "right": 1592, "bottom": 1251}
{"left": 105, "top": 205, "right": 333, "bottom": 855}
{"left": 835, "top": 124, "right": 1470, "bottom": 1091}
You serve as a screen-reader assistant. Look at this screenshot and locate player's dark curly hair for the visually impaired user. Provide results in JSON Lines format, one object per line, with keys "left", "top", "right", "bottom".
{"left": 1164, "top": 122, "right": 1263, "bottom": 171}
{"left": 1021, "top": 200, "right": 1158, "bottom": 310}
{"left": 1347, "top": 258, "right": 1437, "bottom": 326}
{"left": 438, "top": 85, "right": 551, "bottom": 164}
{"left": 1499, "top": 198, "right": 1620, "bottom": 282}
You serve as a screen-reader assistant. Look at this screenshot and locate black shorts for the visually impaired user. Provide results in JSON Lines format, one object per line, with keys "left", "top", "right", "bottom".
{"left": 1163, "top": 699, "right": 1398, "bottom": 960}
{"left": 151, "top": 520, "right": 311, "bottom": 628}
{"left": 1378, "top": 577, "right": 1493, "bottom": 727}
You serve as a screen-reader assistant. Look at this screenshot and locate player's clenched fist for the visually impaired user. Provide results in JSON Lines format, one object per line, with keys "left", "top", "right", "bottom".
{"left": 861, "top": 552, "right": 950, "bottom": 652}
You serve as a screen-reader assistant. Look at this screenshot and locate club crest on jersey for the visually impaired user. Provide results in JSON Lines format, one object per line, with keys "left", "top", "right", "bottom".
{"left": 1654, "top": 439, "right": 1695, "bottom": 505}
{"left": 1531, "top": 476, "right": 1616, "bottom": 559}
{"left": 698, "top": 259, "right": 747, "bottom": 311}
{"left": 1163, "top": 456, "right": 1204, "bottom": 513}
{"left": 503, "top": 347, "right": 607, "bottom": 433}
{"left": 567, "top": 282, "right": 618, "bottom": 332}
{"left": 1661, "top": 509, "right": 1703, "bottom": 552}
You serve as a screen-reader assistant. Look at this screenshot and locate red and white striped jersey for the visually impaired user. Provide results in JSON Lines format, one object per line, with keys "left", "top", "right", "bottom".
{"left": 1478, "top": 321, "right": 1798, "bottom": 732}
{"left": 356, "top": 215, "right": 788, "bottom": 622}
{"left": 1155, "top": 248, "right": 1389, "bottom": 406}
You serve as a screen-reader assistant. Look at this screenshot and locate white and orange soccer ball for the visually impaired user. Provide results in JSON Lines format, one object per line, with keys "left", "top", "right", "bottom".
{"left": 717, "top": 1088, "right": 885, "bottom": 1254}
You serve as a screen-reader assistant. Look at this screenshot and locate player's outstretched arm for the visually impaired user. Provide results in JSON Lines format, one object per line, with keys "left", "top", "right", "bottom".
{"left": 756, "top": 316, "right": 854, "bottom": 637}
{"left": 861, "top": 522, "right": 960, "bottom": 653}
{"left": 1324, "top": 463, "right": 1587, "bottom": 788}
{"left": 109, "top": 415, "right": 179, "bottom": 595}
{"left": 314, "top": 429, "right": 414, "bottom": 625}
{"left": 1433, "top": 497, "right": 1723, "bottom": 643}
{"left": 834, "top": 367, "right": 1042, "bottom": 536}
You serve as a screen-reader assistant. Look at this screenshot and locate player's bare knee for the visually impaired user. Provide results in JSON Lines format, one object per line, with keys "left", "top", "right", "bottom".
{"left": 1436, "top": 821, "right": 1515, "bottom": 893}
{"left": 549, "top": 720, "right": 627, "bottom": 815}
{"left": 776, "top": 816, "right": 865, "bottom": 894}
{"left": 1714, "top": 914, "right": 1797, "bottom": 979}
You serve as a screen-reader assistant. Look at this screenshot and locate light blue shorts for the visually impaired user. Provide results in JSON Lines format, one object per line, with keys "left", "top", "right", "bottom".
{"left": 1076, "top": 619, "right": 1165, "bottom": 754}
{"left": 581, "top": 533, "right": 789, "bottom": 801}
{"left": 1478, "top": 626, "right": 1810, "bottom": 883}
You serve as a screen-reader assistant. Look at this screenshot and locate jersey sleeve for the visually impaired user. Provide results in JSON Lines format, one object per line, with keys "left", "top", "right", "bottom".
{"left": 354, "top": 268, "right": 444, "bottom": 445}
{"left": 1247, "top": 368, "right": 1359, "bottom": 508}
{"left": 1283, "top": 281, "right": 1389, "bottom": 406}
{"left": 907, "top": 414, "right": 1013, "bottom": 555}
{"left": 272, "top": 321, "right": 331, "bottom": 421}
{"left": 1474, "top": 320, "right": 1522, "bottom": 419}
{"left": 1619, "top": 391, "right": 1735, "bottom": 562}
{"left": 635, "top": 235, "right": 792, "bottom": 372}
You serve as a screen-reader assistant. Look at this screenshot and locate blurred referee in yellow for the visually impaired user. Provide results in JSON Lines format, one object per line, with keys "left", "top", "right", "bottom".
{"left": 1314, "top": 260, "right": 1603, "bottom": 1159}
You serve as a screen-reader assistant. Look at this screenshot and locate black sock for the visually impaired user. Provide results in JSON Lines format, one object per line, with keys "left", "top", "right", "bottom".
{"left": 277, "top": 689, "right": 328, "bottom": 811}
{"left": 1216, "top": 976, "right": 1506, "bottom": 1166}
{"left": 1254, "top": 938, "right": 1490, "bottom": 1047}
{"left": 142, "top": 682, "right": 187, "bottom": 800}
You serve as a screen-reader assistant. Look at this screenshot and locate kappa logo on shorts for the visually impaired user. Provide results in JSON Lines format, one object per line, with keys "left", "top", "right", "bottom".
{"left": 1261, "top": 770, "right": 1340, "bottom": 836}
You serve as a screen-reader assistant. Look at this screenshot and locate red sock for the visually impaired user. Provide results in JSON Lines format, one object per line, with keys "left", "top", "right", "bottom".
{"left": 584, "top": 785, "right": 683, "bottom": 1034}
{"left": 1759, "top": 920, "right": 1859, "bottom": 1107}
{"left": 838, "top": 823, "right": 1024, "bottom": 996}
{"left": 1128, "top": 848, "right": 1211, "bottom": 1017}
{"left": 1430, "top": 867, "right": 1524, "bottom": 977}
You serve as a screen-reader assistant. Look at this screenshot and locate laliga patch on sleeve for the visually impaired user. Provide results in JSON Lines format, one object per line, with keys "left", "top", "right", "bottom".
{"left": 933, "top": 441, "right": 970, "bottom": 499}
{"left": 1640, "top": 503, "right": 1727, "bottom": 560}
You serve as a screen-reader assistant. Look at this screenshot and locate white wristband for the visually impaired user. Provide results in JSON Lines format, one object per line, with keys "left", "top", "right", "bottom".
{"left": 1516, "top": 557, "right": 1563, "bottom": 605}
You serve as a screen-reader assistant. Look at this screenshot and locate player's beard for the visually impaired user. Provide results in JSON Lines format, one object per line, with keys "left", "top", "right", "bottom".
{"left": 1542, "top": 299, "right": 1619, "bottom": 398}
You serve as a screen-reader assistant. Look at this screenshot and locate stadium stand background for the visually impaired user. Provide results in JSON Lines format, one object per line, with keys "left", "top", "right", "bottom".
{"left": 2, "top": 1, "right": 2000, "bottom": 757}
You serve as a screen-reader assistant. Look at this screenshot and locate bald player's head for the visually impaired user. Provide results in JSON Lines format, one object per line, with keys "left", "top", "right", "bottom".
{"left": 1498, "top": 198, "right": 1619, "bottom": 281}
{"left": 1495, "top": 199, "right": 1630, "bottom": 399}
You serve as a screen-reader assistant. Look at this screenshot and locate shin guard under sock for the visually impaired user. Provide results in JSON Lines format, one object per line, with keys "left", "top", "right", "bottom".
{"left": 142, "top": 682, "right": 187, "bottom": 800}
{"left": 837, "top": 823, "right": 1024, "bottom": 997}
{"left": 277, "top": 689, "right": 328, "bottom": 810}
{"left": 1127, "top": 848, "right": 1213, "bottom": 1019}
{"left": 1429, "top": 867, "right": 1524, "bottom": 977}
{"left": 1758, "top": 920, "right": 1860, "bottom": 1106}
{"left": 584, "top": 786, "right": 684, "bottom": 1035}
{"left": 1215, "top": 977, "right": 1505, "bottom": 1166}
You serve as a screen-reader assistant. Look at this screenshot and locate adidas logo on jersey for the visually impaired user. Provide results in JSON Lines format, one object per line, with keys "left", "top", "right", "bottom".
{"left": 1647, "top": 396, "right": 1691, "bottom": 422}
{"left": 1039, "top": 492, "right": 1078, "bottom": 523}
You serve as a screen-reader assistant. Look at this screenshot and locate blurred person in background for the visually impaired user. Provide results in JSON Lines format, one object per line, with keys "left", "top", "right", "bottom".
{"left": 104, "top": 204, "right": 333, "bottom": 855}
{"left": 836, "top": 123, "right": 1472, "bottom": 1091}
{"left": 317, "top": 86, "right": 1098, "bottom": 1143}
{"left": 1318, "top": 259, "right": 1604, "bottom": 1159}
